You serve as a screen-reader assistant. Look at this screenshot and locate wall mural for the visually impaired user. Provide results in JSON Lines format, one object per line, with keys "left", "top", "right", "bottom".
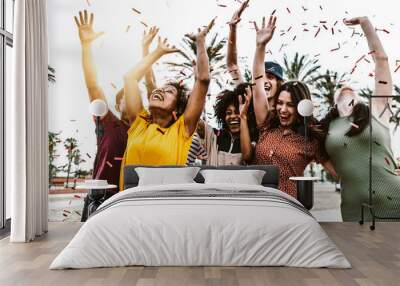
{"left": 48, "top": 0, "right": 400, "bottom": 222}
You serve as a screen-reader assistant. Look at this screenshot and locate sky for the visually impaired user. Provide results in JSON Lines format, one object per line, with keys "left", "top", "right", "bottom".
{"left": 48, "top": 0, "right": 400, "bottom": 172}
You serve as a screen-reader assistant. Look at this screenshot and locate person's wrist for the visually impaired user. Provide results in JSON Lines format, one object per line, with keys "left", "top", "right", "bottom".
{"left": 256, "top": 42, "right": 267, "bottom": 49}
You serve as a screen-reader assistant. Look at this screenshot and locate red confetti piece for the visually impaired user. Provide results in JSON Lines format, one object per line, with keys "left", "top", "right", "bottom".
{"left": 394, "top": 65, "right": 400, "bottom": 73}
{"left": 287, "top": 26, "right": 292, "bottom": 32}
{"left": 368, "top": 50, "right": 376, "bottom": 55}
{"left": 319, "top": 21, "right": 327, "bottom": 24}
{"left": 63, "top": 213, "right": 68, "bottom": 217}
{"left": 271, "top": 9, "right": 276, "bottom": 16}
{"left": 314, "top": 27, "right": 321, "bottom": 38}
{"left": 355, "top": 55, "right": 366, "bottom": 64}
{"left": 74, "top": 195, "right": 81, "bottom": 199}
{"left": 106, "top": 161, "right": 113, "bottom": 167}
{"left": 378, "top": 80, "right": 388, "bottom": 85}
{"left": 254, "top": 75, "right": 263, "bottom": 80}
{"left": 350, "top": 122, "right": 359, "bottom": 129}
{"left": 140, "top": 21, "right": 148, "bottom": 27}
{"left": 334, "top": 21, "right": 338, "bottom": 26}
{"left": 331, "top": 28, "right": 334, "bottom": 35}
{"left": 131, "top": 7, "right": 141, "bottom": 14}
{"left": 218, "top": 4, "right": 227, "bottom": 7}
{"left": 86, "top": 153, "right": 91, "bottom": 158}
{"left": 368, "top": 72, "right": 374, "bottom": 77}
{"left": 322, "top": 25, "right": 328, "bottom": 30}
{"left": 330, "top": 43, "right": 340, "bottom": 52}
{"left": 303, "top": 28, "right": 309, "bottom": 32}
{"left": 286, "top": 7, "right": 291, "bottom": 13}
{"left": 292, "top": 35, "right": 297, "bottom": 41}
{"left": 114, "top": 157, "right": 123, "bottom": 161}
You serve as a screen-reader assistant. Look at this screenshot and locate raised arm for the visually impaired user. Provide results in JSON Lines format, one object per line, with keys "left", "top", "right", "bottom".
{"left": 239, "top": 86, "right": 254, "bottom": 163}
{"left": 344, "top": 17, "right": 393, "bottom": 123}
{"left": 74, "top": 10, "right": 106, "bottom": 104}
{"left": 124, "top": 37, "right": 180, "bottom": 124}
{"left": 252, "top": 16, "right": 277, "bottom": 126}
{"left": 183, "top": 19, "right": 214, "bottom": 136}
{"left": 227, "top": 0, "right": 249, "bottom": 85}
{"left": 142, "top": 27, "right": 159, "bottom": 98}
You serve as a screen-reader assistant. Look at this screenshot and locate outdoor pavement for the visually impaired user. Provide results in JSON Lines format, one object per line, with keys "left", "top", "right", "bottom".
{"left": 48, "top": 182, "right": 342, "bottom": 222}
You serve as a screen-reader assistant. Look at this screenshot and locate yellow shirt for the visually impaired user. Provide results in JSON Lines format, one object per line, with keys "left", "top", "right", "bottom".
{"left": 119, "top": 109, "right": 193, "bottom": 191}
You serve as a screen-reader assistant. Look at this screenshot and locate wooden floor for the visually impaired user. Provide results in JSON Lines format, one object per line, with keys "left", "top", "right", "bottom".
{"left": 1, "top": 222, "right": 400, "bottom": 286}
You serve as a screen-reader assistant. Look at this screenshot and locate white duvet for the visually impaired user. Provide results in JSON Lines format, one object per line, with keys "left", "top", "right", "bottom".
{"left": 50, "top": 183, "right": 351, "bottom": 269}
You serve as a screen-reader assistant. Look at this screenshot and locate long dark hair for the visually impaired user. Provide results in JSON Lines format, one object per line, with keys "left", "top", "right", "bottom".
{"left": 214, "top": 82, "right": 258, "bottom": 141}
{"left": 266, "top": 80, "right": 325, "bottom": 141}
{"left": 321, "top": 102, "right": 370, "bottom": 137}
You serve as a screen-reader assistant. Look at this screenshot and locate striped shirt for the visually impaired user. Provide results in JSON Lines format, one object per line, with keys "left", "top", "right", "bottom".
{"left": 187, "top": 133, "right": 207, "bottom": 165}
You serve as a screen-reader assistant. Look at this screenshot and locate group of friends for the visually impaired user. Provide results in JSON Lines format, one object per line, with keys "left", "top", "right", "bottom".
{"left": 74, "top": 1, "right": 400, "bottom": 222}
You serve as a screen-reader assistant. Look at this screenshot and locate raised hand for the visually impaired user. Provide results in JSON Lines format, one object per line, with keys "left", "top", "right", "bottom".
{"left": 74, "top": 10, "right": 104, "bottom": 45}
{"left": 185, "top": 17, "right": 216, "bottom": 43}
{"left": 142, "top": 26, "right": 159, "bottom": 50}
{"left": 239, "top": 86, "right": 253, "bottom": 120}
{"left": 343, "top": 17, "right": 368, "bottom": 26}
{"left": 254, "top": 16, "right": 277, "bottom": 46}
{"left": 229, "top": 0, "right": 250, "bottom": 26}
{"left": 155, "top": 37, "right": 180, "bottom": 55}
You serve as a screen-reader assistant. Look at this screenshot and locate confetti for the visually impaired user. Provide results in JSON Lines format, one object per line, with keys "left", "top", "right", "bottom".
{"left": 364, "top": 58, "right": 371, "bottom": 63}
{"left": 140, "top": 21, "right": 148, "bottom": 27}
{"left": 106, "top": 161, "right": 113, "bottom": 167}
{"left": 394, "top": 65, "right": 400, "bottom": 73}
{"left": 348, "top": 99, "right": 354, "bottom": 106}
{"left": 63, "top": 210, "right": 71, "bottom": 214}
{"left": 368, "top": 50, "right": 376, "bottom": 55}
{"left": 314, "top": 53, "right": 321, "bottom": 57}
{"left": 254, "top": 75, "right": 263, "bottom": 80}
{"left": 334, "top": 21, "right": 338, "bottom": 26}
{"left": 330, "top": 43, "right": 340, "bottom": 52}
{"left": 303, "top": 28, "right": 309, "bottom": 32}
{"left": 74, "top": 194, "right": 81, "bottom": 199}
{"left": 63, "top": 213, "right": 68, "bottom": 217}
{"left": 355, "top": 55, "right": 366, "bottom": 64}
{"left": 378, "top": 80, "right": 388, "bottom": 85}
{"left": 319, "top": 5, "right": 323, "bottom": 10}
{"left": 157, "top": 128, "right": 165, "bottom": 134}
{"left": 292, "top": 35, "right": 297, "bottom": 41}
{"left": 286, "top": 7, "right": 291, "bottom": 13}
{"left": 75, "top": 211, "right": 81, "bottom": 216}
{"left": 271, "top": 9, "right": 276, "bottom": 16}
{"left": 287, "top": 26, "right": 292, "bottom": 32}
{"left": 131, "top": 7, "right": 142, "bottom": 14}
{"left": 218, "top": 4, "right": 227, "bottom": 7}
{"left": 331, "top": 28, "right": 334, "bottom": 35}
{"left": 385, "top": 157, "right": 391, "bottom": 166}
{"left": 368, "top": 72, "right": 374, "bottom": 77}
{"left": 301, "top": 6, "right": 308, "bottom": 11}
{"left": 314, "top": 27, "right": 321, "bottom": 38}
{"left": 125, "top": 25, "right": 131, "bottom": 33}
{"left": 350, "top": 122, "right": 359, "bottom": 129}
{"left": 114, "top": 157, "right": 123, "bottom": 161}
{"left": 322, "top": 25, "right": 328, "bottom": 30}
{"left": 374, "top": 141, "right": 381, "bottom": 146}
{"left": 86, "top": 153, "right": 91, "bottom": 158}
{"left": 110, "top": 83, "right": 117, "bottom": 89}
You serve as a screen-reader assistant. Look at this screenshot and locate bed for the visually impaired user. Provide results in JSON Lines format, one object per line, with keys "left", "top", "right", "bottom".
{"left": 50, "top": 165, "right": 350, "bottom": 269}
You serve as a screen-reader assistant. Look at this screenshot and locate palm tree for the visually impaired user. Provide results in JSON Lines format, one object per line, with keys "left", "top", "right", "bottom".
{"left": 312, "top": 70, "right": 347, "bottom": 114}
{"left": 283, "top": 52, "right": 321, "bottom": 85}
{"left": 165, "top": 33, "right": 227, "bottom": 88}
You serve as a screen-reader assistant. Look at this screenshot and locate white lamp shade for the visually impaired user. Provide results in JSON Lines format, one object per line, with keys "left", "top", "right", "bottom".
{"left": 297, "top": 99, "right": 314, "bottom": 117}
{"left": 89, "top": 99, "right": 108, "bottom": 117}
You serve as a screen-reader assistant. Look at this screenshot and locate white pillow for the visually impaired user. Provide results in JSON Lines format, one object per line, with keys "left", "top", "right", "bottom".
{"left": 135, "top": 167, "right": 200, "bottom": 186}
{"left": 200, "top": 169, "right": 266, "bottom": 185}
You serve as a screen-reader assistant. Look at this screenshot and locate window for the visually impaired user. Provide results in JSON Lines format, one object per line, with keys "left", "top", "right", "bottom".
{"left": 0, "top": 0, "right": 13, "bottom": 234}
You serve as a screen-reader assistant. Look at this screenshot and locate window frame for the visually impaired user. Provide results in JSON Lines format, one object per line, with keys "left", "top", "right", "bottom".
{"left": 0, "top": 0, "right": 13, "bottom": 233}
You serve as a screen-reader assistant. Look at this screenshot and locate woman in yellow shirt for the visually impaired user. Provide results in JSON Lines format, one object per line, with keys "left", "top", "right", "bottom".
{"left": 119, "top": 21, "right": 213, "bottom": 190}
